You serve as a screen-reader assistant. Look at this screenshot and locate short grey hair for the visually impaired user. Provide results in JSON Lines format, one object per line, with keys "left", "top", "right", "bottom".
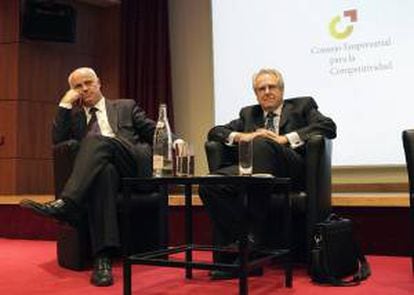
{"left": 68, "top": 67, "right": 99, "bottom": 86}
{"left": 252, "top": 68, "right": 284, "bottom": 92}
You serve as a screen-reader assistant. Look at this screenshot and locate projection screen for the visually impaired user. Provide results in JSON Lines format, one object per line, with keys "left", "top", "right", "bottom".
{"left": 211, "top": 0, "right": 414, "bottom": 165}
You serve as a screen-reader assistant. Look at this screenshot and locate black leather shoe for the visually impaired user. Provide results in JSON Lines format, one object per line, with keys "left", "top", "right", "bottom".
{"left": 19, "top": 198, "right": 80, "bottom": 227}
{"left": 90, "top": 256, "right": 113, "bottom": 287}
{"left": 210, "top": 267, "right": 264, "bottom": 280}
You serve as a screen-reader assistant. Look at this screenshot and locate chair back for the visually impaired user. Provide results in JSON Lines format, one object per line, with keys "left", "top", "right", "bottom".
{"left": 402, "top": 129, "right": 414, "bottom": 271}
{"left": 403, "top": 130, "right": 414, "bottom": 197}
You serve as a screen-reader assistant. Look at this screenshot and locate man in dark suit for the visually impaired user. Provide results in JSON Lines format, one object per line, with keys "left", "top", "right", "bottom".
{"left": 20, "top": 67, "right": 182, "bottom": 286}
{"left": 199, "top": 68, "right": 336, "bottom": 279}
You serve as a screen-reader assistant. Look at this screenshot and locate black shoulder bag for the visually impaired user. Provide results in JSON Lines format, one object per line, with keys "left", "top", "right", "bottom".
{"left": 310, "top": 213, "right": 371, "bottom": 286}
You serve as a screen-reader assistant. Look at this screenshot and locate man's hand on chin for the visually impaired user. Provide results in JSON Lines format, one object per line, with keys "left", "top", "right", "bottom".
{"left": 61, "top": 89, "right": 82, "bottom": 106}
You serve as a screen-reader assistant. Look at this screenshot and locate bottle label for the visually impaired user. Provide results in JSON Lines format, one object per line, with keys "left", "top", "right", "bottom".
{"left": 153, "top": 155, "right": 164, "bottom": 169}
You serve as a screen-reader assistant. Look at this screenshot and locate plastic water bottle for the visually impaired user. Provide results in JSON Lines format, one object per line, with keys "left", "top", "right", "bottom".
{"left": 153, "top": 103, "right": 173, "bottom": 177}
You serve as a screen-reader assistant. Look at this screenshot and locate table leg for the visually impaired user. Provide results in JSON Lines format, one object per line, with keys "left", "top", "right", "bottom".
{"left": 238, "top": 237, "right": 249, "bottom": 295}
{"left": 239, "top": 186, "right": 249, "bottom": 295}
{"left": 283, "top": 188, "right": 293, "bottom": 288}
{"left": 185, "top": 184, "right": 193, "bottom": 279}
{"left": 122, "top": 185, "right": 132, "bottom": 295}
{"left": 285, "top": 259, "right": 292, "bottom": 288}
{"left": 239, "top": 276, "right": 248, "bottom": 295}
{"left": 123, "top": 260, "right": 131, "bottom": 295}
{"left": 122, "top": 185, "right": 132, "bottom": 256}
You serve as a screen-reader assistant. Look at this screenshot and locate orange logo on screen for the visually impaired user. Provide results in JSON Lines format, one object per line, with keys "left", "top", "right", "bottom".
{"left": 329, "top": 9, "right": 358, "bottom": 40}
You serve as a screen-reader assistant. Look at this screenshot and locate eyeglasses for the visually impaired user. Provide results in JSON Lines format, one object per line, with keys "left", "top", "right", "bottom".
{"left": 255, "top": 84, "right": 280, "bottom": 93}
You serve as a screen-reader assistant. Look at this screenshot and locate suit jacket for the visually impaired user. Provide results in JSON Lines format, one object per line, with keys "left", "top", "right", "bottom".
{"left": 52, "top": 98, "right": 157, "bottom": 160}
{"left": 208, "top": 96, "right": 336, "bottom": 155}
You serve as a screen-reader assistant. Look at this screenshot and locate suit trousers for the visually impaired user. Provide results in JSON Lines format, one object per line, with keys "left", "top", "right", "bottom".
{"left": 199, "top": 137, "right": 304, "bottom": 256}
{"left": 60, "top": 135, "right": 147, "bottom": 255}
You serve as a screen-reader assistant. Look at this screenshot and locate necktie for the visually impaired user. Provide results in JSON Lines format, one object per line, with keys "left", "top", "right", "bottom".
{"left": 86, "top": 107, "right": 101, "bottom": 137}
{"left": 265, "top": 113, "right": 277, "bottom": 133}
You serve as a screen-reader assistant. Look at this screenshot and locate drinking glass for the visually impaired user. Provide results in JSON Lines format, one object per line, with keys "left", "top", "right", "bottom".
{"left": 175, "top": 142, "right": 195, "bottom": 176}
{"left": 238, "top": 139, "right": 253, "bottom": 175}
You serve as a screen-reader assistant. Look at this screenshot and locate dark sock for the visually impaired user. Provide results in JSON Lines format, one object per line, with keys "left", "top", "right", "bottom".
{"left": 95, "top": 247, "right": 118, "bottom": 260}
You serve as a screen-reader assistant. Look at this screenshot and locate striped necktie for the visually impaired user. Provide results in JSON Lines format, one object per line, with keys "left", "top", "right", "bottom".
{"left": 86, "top": 107, "right": 101, "bottom": 137}
{"left": 265, "top": 112, "right": 277, "bottom": 133}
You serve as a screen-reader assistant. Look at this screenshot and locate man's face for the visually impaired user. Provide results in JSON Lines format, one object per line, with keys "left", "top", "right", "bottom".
{"left": 69, "top": 69, "right": 102, "bottom": 107}
{"left": 254, "top": 73, "right": 283, "bottom": 112}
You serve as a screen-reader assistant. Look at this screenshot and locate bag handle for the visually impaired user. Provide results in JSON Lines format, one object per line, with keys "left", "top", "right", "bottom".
{"left": 325, "top": 213, "right": 343, "bottom": 222}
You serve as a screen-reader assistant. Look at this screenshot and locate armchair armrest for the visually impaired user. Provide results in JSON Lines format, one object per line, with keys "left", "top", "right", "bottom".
{"left": 403, "top": 129, "right": 414, "bottom": 195}
{"left": 304, "top": 135, "right": 333, "bottom": 250}
{"left": 53, "top": 140, "right": 80, "bottom": 196}
{"left": 305, "top": 135, "right": 332, "bottom": 216}
{"left": 205, "top": 141, "right": 238, "bottom": 173}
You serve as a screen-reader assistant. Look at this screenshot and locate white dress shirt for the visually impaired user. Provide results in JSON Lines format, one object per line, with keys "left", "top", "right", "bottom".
{"left": 227, "top": 103, "right": 304, "bottom": 148}
{"left": 59, "top": 97, "right": 115, "bottom": 138}
{"left": 60, "top": 98, "right": 184, "bottom": 146}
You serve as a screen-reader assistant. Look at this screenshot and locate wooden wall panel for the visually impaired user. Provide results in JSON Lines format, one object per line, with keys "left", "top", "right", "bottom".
{"left": 17, "top": 102, "right": 56, "bottom": 159}
{"left": 18, "top": 42, "right": 96, "bottom": 103}
{"left": 0, "top": 101, "right": 17, "bottom": 158}
{"left": 0, "top": 0, "right": 19, "bottom": 43}
{"left": 0, "top": 1, "right": 19, "bottom": 195}
{"left": 72, "top": 2, "right": 101, "bottom": 55}
{"left": 0, "top": 1, "right": 121, "bottom": 195}
{"left": 18, "top": 43, "right": 71, "bottom": 103}
{"left": 96, "top": 6, "right": 120, "bottom": 99}
{"left": 0, "top": 44, "right": 19, "bottom": 101}
{"left": 0, "top": 159, "right": 17, "bottom": 194}
{"left": 15, "top": 159, "right": 54, "bottom": 194}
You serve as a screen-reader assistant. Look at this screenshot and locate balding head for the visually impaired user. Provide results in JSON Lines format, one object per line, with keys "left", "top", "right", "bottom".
{"left": 68, "top": 67, "right": 99, "bottom": 88}
{"left": 67, "top": 67, "right": 102, "bottom": 107}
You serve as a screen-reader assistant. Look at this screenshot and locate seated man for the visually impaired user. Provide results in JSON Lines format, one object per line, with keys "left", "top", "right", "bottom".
{"left": 199, "top": 68, "right": 336, "bottom": 279}
{"left": 20, "top": 67, "right": 183, "bottom": 287}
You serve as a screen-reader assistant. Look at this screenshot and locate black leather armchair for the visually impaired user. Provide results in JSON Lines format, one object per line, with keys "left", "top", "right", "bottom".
{"left": 205, "top": 135, "right": 333, "bottom": 261}
{"left": 402, "top": 129, "right": 414, "bottom": 272}
{"left": 53, "top": 140, "right": 168, "bottom": 270}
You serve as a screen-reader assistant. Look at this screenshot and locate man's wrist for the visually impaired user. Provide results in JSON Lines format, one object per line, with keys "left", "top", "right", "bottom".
{"left": 285, "top": 132, "right": 303, "bottom": 148}
{"left": 226, "top": 132, "right": 240, "bottom": 145}
{"left": 59, "top": 101, "right": 73, "bottom": 109}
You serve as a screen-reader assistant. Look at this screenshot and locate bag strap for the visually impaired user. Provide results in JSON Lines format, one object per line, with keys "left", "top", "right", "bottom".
{"left": 353, "top": 243, "right": 371, "bottom": 281}
{"left": 321, "top": 243, "right": 371, "bottom": 287}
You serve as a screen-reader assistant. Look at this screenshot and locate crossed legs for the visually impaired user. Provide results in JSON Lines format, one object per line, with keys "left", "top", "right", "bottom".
{"left": 199, "top": 138, "right": 304, "bottom": 255}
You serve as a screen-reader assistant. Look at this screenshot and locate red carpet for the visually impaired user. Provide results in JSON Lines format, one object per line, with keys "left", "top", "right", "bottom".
{"left": 0, "top": 238, "right": 413, "bottom": 294}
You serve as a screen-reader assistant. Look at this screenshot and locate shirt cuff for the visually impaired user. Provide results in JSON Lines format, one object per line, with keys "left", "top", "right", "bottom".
{"left": 173, "top": 138, "right": 185, "bottom": 146}
{"left": 59, "top": 102, "right": 73, "bottom": 109}
{"left": 226, "top": 132, "right": 240, "bottom": 146}
{"left": 285, "top": 132, "right": 304, "bottom": 149}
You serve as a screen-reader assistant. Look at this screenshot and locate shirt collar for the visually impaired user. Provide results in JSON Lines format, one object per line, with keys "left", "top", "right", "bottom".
{"left": 84, "top": 97, "right": 105, "bottom": 114}
{"left": 263, "top": 103, "right": 283, "bottom": 118}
